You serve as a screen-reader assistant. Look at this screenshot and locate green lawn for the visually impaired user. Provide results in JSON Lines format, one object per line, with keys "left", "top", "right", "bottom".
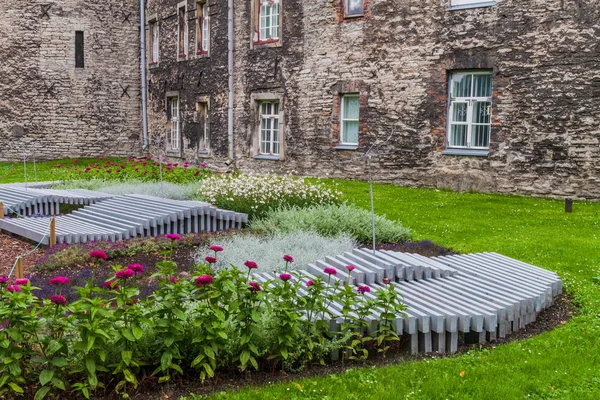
{"left": 0, "top": 158, "right": 122, "bottom": 184}
{"left": 197, "top": 180, "right": 600, "bottom": 400}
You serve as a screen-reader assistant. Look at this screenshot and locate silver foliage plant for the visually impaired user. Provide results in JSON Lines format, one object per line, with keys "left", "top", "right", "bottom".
{"left": 196, "top": 231, "right": 358, "bottom": 273}
{"left": 53, "top": 179, "right": 198, "bottom": 200}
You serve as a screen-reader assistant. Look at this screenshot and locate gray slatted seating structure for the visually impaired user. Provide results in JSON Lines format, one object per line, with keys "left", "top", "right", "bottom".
{"left": 246, "top": 249, "right": 561, "bottom": 356}
{"left": 0, "top": 186, "right": 113, "bottom": 217}
{"left": 0, "top": 194, "right": 248, "bottom": 244}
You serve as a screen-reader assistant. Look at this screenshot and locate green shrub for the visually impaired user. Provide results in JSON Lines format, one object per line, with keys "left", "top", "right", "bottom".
{"left": 250, "top": 203, "right": 411, "bottom": 244}
{"left": 197, "top": 173, "right": 343, "bottom": 220}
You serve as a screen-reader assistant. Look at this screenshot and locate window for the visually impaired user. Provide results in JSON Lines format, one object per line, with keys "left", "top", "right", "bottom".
{"left": 259, "top": 101, "right": 280, "bottom": 155}
{"left": 177, "top": 4, "right": 188, "bottom": 59}
{"left": 75, "top": 31, "right": 84, "bottom": 68}
{"left": 449, "top": 0, "right": 497, "bottom": 9}
{"left": 340, "top": 94, "right": 360, "bottom": 145}
{"left": 196, "top": 102, "right": 209, "bottom": 152}
{"left": 196, "top": 2, "right": 209, "bottom": 54}
{"left": 149, "top": 21, "right": 159, "bottom": 63}
{"left": 167, "top": 96, "right": 180, "bottom": 150}
{"left": 256, "top": 0, "right": 280, "bottom": 43}
{"left": 345, "top": 0, "right": 364, "bottom": 18}
{"left": 447, "top": 71, "right": 492, "bottom": 149}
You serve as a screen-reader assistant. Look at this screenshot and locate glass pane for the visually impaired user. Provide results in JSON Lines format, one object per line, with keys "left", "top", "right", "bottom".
{"left": 473, "top": 74, "right": 492, "bottom": 97}
{"left": 343, "top": 121, "right": 359, "bottom": 144}
{"left": 472, "top": 125, "right": 490, "bottom": 148}
{"left": 343, "top": 96, "right": 360, "bottom": 119}
{"left": 273, "top": 102, "right": 279, "bottom": 115}
{"left": 450, "top": 125, "right": 467, "bottom": 147}
{"left": 472, "top": 101, "right": 491, "bottom": 124}
{"left": 451, "top": 74, "right": 471, "bottom": 98}
{"left": 347, "top": 0, "right": 364, "bottom": 15}
{"left": 452, "top": 102, "right": 468, "bottom": 122}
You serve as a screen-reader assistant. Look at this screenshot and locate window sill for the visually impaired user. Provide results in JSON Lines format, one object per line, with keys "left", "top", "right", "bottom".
{"left": 442, "top": 149, "right": 489, "bottom": 157}
{"left": 252, "top": 39, "right": 282, "bottom": 48}
{"left": 447, "top": 1, "right": 496, "bottom": 11}
{"left": 253, "top": 154, "right": 280, "bottom": 161}
{"left": 333, "top": 144, "right": 358, "bottom": 151}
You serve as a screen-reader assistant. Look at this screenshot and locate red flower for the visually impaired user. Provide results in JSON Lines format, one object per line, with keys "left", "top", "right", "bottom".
{"left": 248, "top": 281, "right": 262, "bottom": 292}
{"left": 6, "top": 285, "right": 21, "bottom": 293}
{"left": 0, "top": 277, "right": 9, "bottom": 284}
{"left": 50, "top": 295, "right": 67, "bottom": 305}
{"left": 279, "top": 273, "right": 292, "bottom": 282}
{"left": 306, "top": 280, "right": 314, "bottom": 287}
{"left": 14, "top": 278, "right": 29, "bottom": 286}
{"left": 209, "top": 245, "right": 224, "bottom": 252}
{"left": 104, "top": 280, "right": 119, "bottom": 290}
{"left": 205, "top": 256, "right": 217, "bottom": 264}
{"left": 90, "top": 250, "right": 108, "bottom": 260}
{"left": 346, "top": 265, "right": 356, "bottom": 271}
{"left": 195, "top": 275, "right": 214, "bottom": 286}
{"left": 49, "top": 276, "right": 70, "bottom": 285}
{"left": 116, "top": 269, "right": 135, "bottom": 280}
{"left": 283, "top": 254, "right": 294, "bottom": 263}
{"left": 128, "top": 264, "right": 145, "bottom": 275}
{"left": 323, "top": 267, "right": 337, "bottom": 275}
{"left": 357, "top": 285, "right": 371, "bottom": 294}
{"left": 170, "top": 276, "right": 180, "bottom": 284}
{"left": 244, "top": 260, "right": 258, "bottom": 269}
{"left": 166, "top": 233, "right": 181, "bottom": 241}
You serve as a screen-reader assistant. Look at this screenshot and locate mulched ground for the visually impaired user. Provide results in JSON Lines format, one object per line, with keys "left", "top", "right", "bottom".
{"left": 0, "top": 233, "right": 577, "bottom": 399}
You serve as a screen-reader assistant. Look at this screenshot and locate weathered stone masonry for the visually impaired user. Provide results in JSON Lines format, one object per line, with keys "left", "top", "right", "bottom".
{"left": 0, "top": 0, "right": 142, "bottom": 161}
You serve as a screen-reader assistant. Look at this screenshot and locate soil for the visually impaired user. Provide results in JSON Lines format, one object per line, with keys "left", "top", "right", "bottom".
{"left": 0, "top": 233, "right": 578, "bottom": 399}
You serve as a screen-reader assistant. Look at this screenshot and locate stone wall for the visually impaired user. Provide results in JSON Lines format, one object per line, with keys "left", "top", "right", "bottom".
{"left": 0, "top": 0, "right": 142, "bottom": 162}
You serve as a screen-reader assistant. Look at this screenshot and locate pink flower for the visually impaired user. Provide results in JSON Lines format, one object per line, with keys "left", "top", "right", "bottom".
{"left": 279, "top": 273, "right": 292, "bottom": 282}
{"left": 357, "top": 285, "right": 371, "bottom": 294}
{"left": 166, "top": 233, "right": 181, "bottom": 241}
{"left": 115, "top": 269, "right": 135, "bottom": 280}
{"left": 209, "top": 245, "right": 224, "bottom": 252}
{"left": 346, "top": 265, "right": 356, "bottom": 272}
{"left": 0, "top": 277, "right": 9, "bottom": 284}
{"left": 50, "top": 295, "right": 67, "bottom": 305}
{"left": 283, "top": 254, "right": 294, "bottom": 263}
{"left": 56, "top": 164, "right": 61, "bottom": 168}
{"left": 170, "top": 276, "right": 180, "bottom": 284}
{"left": 14, "top": 278, "right": 29, "bottom": 286}
{"left": 382, "top": 277, "right": 391, "bottom": 285}
{"left": 306, "top": 280, "right": 314, "bottom": 287}
{"left": 7, "top": 285, "right": 21, "bottom": 293}
{"left": 205, "top": 256, "right": 217, "bottom": 264}
{"left": 128, "top": 264, "right": 145, "bottom": 275}
{"left": 90, "top": 250, "right": 108, "bottom": 260}
{"left": 248, "top": 281, "right": 262, "bottom": 292}
{"left": 49, "top": 276, "right": 70, "bottom": 285}
{"left": 244, "top": 260, "right": 258, "bottom": 269}
{"left": 195, "top": 275, "right": 214, "bottom": 286}
{"left": 106, "top": 169, "right": 112, "bottom": 173}
{"left": 104, "top": 280, "right": 119, "bottom": 290}
{"left": 323, "top": 267, "right": 337, "bottom": 275}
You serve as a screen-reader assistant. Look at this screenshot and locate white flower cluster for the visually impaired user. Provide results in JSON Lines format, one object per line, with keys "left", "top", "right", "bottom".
{"left": 197, "top": 173, "right": 342, "bottom": 211}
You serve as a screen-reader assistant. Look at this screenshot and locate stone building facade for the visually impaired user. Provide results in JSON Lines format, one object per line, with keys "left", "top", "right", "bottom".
{"left": 0, "top": 0, "right": 142, "bottom": 161}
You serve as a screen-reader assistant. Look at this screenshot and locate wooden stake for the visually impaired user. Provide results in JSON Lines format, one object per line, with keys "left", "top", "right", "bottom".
{"left": 16, "top": 258, "right": 24, "bottom": 279}
{"left": 50, "top": 217, "right": 56, "bottom": 247}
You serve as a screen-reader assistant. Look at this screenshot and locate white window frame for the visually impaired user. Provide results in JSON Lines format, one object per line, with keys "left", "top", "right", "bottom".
{"left": 340, "top": 94, "right": 360, "bottom": 145}
{"left": 196, "top": 1, "right": 209, "bottom": 54}
{"left": 150, "top": 20, "right": 159, "bottom": 64}
{"left": 449, "top": 0, "right": 497, "bottom": 10}
{"left": 344, "top": 0, "right": 364, "bottom": 18}
{"left": 447, "top": 70, "right": 492, "bottom": 150}
{"left": 168, "top": 96, "right": 181, "bottom": 151}
{"left": 258, "top": 0, "right": 280, "bottom": 42}
{"left": 177, "top": 2, "right": 188, "bottom": 59}
{"left": 258, "top": 101, "right": 280, "bottom": 156}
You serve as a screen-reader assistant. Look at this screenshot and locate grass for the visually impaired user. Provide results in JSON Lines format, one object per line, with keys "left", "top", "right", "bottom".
{"left": 0, "top": 158, "right": 122, "bottom": 184}
{"left": 195, "top": 180, "right": 600, "bottom": 400}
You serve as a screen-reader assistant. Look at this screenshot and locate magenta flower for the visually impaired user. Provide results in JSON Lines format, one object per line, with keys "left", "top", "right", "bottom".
{"left": 50, "top": 295, "right": 67, "bottom": 305}
{"left": 0, "top": 277, "right": 9, "bottom": 284}
{"left": 128, "top": 264, "right": 145, "bottom": 275}
{"left": 382, "top": 277, "right": 391, "bottom": 285}
{"left": 104, "top": 280, "right": 119, "bottom": 290}
{"left": 6, "top": 285, "right": 21, "bottom": 293}
{"left": 170, "top": 276, "right": 180, "bottom": 284}
{"left": 306, "top": 280, "right": 314, "bottom": 287}
{"left": 115, "top": 269, "right": 135, "bottom": 280}
{"left": 200, "top": 163, "right": 207, "bottom": 167}
{"left": 279, "top": 273, "right": 292, "bottom": 282}
{"left": 14, "top": 278, "right": 29, "bottom": 286}
{"left": 209, "top": 245, "right": 224, "bottom": 252}
{"left": 248, "top": 281, "right": 262, "bottom": 292}
{"left": 357, "top": 285, "right": 371, "bottom": 294}
{"left": 244, "top": 260, "right": 258, "bottom": 269}
{"left": 195, "top": 275, "right": 214, "bottom": 286}
{"left": 205, "top": 256, "right": 217, "bottom": 264}
{"left": 49, "top": 276, "right": 70, "bottom": 285}
{"left": 90, "top": 250, "right": 108, "bottom": 260}
{"left": 323, "top": 267, "right": 337, "bottom": 275}
{"left": 346, "top": 265, "right": 356, "bottom": 271}
{"left": 166, "top": 233, "right": 181, "bottom": 241}
{"left": 283, "top": 254, "right": 294, "bottom": 263}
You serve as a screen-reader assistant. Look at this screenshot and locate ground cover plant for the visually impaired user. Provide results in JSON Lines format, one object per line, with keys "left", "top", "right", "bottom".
{"left": 193, "top": 180, "right": 600, "bottom": 400}
{"left": 52, "top": 179, "right": 198, "bottom": 201}
{"left": 196, "top": 173, "right": 343, "bottom": 220}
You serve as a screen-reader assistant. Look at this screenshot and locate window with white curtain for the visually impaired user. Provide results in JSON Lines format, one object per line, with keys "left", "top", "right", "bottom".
{"left": 340, "top": 94, "right": 360, "bottom": 145}
{"left": 149, "top": 20, "right": 159, "bottom": 63}
{"left": 197, "top": 2, "right": 209, "bottom": 54}
{"left": 259, "top": 101, "right": 280, "bottom": 155}
{"left": 447, "top": 71, "right": 492, "bottom": 149}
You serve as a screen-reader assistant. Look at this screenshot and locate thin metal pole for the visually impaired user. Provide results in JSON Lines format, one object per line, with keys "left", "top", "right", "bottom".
{"left": 158, "top": 151, "right": 164, "bottom": 199}
{"left": 368, "top": 155, "right": 376, "bottom": 255}
{"left": 23, "top": 154, "right": 27, "bottom": 191}
{"left": 140, "top": 0, "right": 149, "bottom": 150}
